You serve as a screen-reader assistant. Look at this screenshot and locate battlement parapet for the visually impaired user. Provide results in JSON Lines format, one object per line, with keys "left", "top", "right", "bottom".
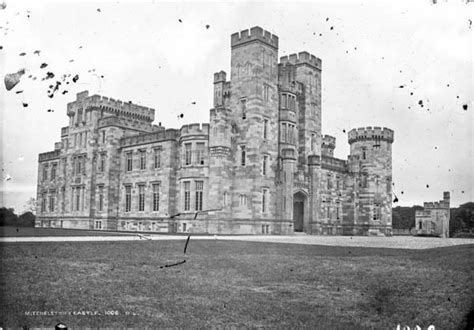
{"left": 308, "top": 155, "right": 321, "bottom": 166}
{"left": 180, "top": 123, "right": 210, "bottom": 136}
{"left": 214, "top": 71, "right": 227, "bottom": 83}
{"left": 280, "top": 51, "right": 322, "bottom": 70}
{"left": 61, "top": 126, "right": 69, "bottom": 137}
{"left": 54, "top": 142, "right": 62, "bottom": 150}
{"left": 120, "top": 129, "right": 179, "bottom": 148}
{"left": 39, "top": 150, "right": 61, "bottom": 162}
{"left": 348, "top": 126, "right": 394, "bottom": 144}
{"left": 67, "top": 91, "right": 155, "bottom": 122}
{"left": 322, "top": 135, "right": 336, "bottom": 149}
{"left": 281, "top": 148, "right": 297, "bottom": 160}
{"left": 231, "top": 26, "right": 278, "bottom": 50}
{"left": 423, "top": 201, "right": 450, "bottom": 209}
{"left": 321, "top": 155, "right": 348, "bottom": 173}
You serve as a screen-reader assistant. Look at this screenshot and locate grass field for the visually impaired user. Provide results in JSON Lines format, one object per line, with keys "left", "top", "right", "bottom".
{"left": 1, "top": 240, "right": 473, "bottom": 328}
{"left": 0, "top": 226, "right": 137, "bottom": 237}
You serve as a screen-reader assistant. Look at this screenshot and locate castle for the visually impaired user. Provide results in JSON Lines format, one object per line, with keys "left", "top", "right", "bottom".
{"left": 36, "top": 26, "right": 395, "bottom": 235}
{"left": 415, "top": 192, "right": 450, "bottom": 238}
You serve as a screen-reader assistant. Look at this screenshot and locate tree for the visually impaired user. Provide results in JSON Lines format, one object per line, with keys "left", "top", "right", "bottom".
{"left": 18, "top": 212, "right": 35, "bottom": 227}
{"left": 450, "top": 202, "right": 474, "bottom": 236}
{"left": 0, "top": 207, "right": 18, "bottom": 226}
{"left": 22, "top": 197, "right": 37, "bottom": 214}
{"left": 392, "top": 205, "right": 423, "bottom": 229}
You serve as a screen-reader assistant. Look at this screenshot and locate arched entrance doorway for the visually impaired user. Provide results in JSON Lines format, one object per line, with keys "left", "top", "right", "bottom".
{"left": 293, "top": 191, "right": 307, "bottom": 232}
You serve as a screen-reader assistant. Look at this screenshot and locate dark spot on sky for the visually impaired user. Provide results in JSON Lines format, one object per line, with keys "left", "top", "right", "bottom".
{"left": 178, "top": 19, "right": 182, "bottom": 23}
{"left": 326, "top": 17, "right": 329, "bottom": 21}
{"left": 319, "top": 33, "right": 322, "bottom": 37}
{"left": 426, "top": 184, "right": 429, "bottom": 188}
{"left": 410, "top": 92, "right": 413, "bottom": 96}
{"left": 401, "top": 191, "right": 404, "bottom": 194}
{"left": 330, "top": 26, "right": 334, "bottom": 30}
{"left": 462, "top": 104, "right": 468, "bottom": 111}
{"left": 342, "top": 129, "right": 346, "bottom": 133}
{"left": 435, "top": 146, "right": 437, "bottom": 149}
{"left": 446, "top": 84, "right": 450, "bottom": 87}
{"left": 45, "top": 72, "right": 55, "bottom": 79}
{"left": 101, "top": 75, "right": 104, "bottom": 78}
{"left": 399, "top": 85, "right": 404, "bottom": 88}
{"left": 381, "top": 57, "right": 384, "bottom": 60}
{"left": 346, "top": 50, "right": 348, "bottom": 54}
{"left": 69, "top": 59, "right": 74, "bottom": 62}
{"left": 191, "top": 101, "right": 196, "bottom": 105}
{"left": 62, "top": 90, "right": 68, "bottom": 95}
{"left": 418, "top": 100, "right": 423, "bottom": 106}
{"left": 33, "top": 50, "right": 40, "bottom": 55}
{"left": 22, "top": 103, "right": 28, "bottom": 108}
{"left": 15, "top": 90, "right": 23, "bottom": 94}
{"left": 40, "top": 63, "right": 48, "bottom": 69}
{"left": 19, "top": 52, "right": 26, "bottom": 56}
{"left": 97, "top": 8, "right": 101, "bottom": 12}
{"left": 393, "top": 197, "right": 399, "bottom": 203}
{"left": 72, "top": 74, "right": 79, "bottom": 83}
{"left": 47, "top": 109, "right": 54, "bottom": 112}
{"left": 79, "top": 46, "right": 83, "bottom": 49}
{"left": 205, "top": 24, "right": 210, "bottom": 29}
{"left": 0, "top": 46, "right": 2, "bottom": 50}
{"left": 178, "top": 113, "right": 184, "bottom": 119}
{"left": 456, "top": 95, "right": 459, "bottom": 99}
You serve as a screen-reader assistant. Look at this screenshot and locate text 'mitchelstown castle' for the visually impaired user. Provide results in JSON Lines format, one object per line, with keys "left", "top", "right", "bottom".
{"left": 36, "top": 26, "right": 395, "bottom": 235}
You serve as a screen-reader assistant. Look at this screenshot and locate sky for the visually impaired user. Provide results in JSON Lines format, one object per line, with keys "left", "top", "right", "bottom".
{"left": 0, "top": 0, "right": 472, "bottom": 213}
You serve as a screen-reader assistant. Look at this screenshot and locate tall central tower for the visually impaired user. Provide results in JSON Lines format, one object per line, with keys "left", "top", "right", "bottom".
{"left": 229, "top": 27, "right": 280, "bottom": 227}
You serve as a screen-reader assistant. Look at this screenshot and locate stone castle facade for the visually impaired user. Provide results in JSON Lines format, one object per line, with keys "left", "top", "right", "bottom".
{"left": 415, "top": 192, "right": 450, "bottom": 238}
{"left": 36, "top": 26, "right": 395, "bottom": 235}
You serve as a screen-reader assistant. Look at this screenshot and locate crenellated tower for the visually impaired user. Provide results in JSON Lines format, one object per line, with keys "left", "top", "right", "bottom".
{"left": 347, "top": 127, "right": 394, "bottom": 235}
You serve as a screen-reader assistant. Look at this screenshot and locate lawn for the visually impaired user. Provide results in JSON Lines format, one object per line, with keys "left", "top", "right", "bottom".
{"left": 0, "top": 226, "right": 137, "bottom": 237}
{"left": 0, "top": 240, "right": 472, "bottom": 328}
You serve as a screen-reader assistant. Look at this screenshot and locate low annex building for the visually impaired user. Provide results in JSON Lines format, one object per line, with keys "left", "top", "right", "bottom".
{"left": 36, "top": 26, "right": 395, "bottom": 235}
{"left": 414, "top": 192, "right": 450, "bottom": 238}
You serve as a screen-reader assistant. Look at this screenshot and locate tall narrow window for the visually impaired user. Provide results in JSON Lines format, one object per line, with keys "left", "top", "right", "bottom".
{"left": 99, "top": 153, "right": 105, "bottom": 173}
{"left": 126, "top": 152, "right": 133, "bottom": 172}
{"left": 51, "top": 163, "right": 57, "bottom": 181}
{"left": 79, "top": 133, "right": 83, "bottom": 146}
{"left": 184, "top": 181, "right": 191, "bottom": 211}
{"left": 262, "top": 189, "right": 268, "bottom": 213}
{"left": 152, "top": 183, "right": 160, "bottom": 211}
{"left": 241, "top": 99, "right": 247, "bottom": 119}
{"left": 263, "top": 155, "right": 268, "bottom": 176}
{"left": 75, "top": 188, "right": 80, "bottom": 211}
{"left": 196, "top": 143, "right": 205, "bottom": 165}
{"left": 195, "top": 180, "right": 203, "bottom": 211}
{"left": 263, "top": 85, "right": 270, "bottom": 101}
{"left": 43, "top": 165, "right": 48, "bottom": 181}
{"left": 241, "top": 145, "right": 246, "bottom": 166}
{"left": 98, "top": 185, "right": 104, "bottom": 212}
{"left": 139, "top": 150, "right": 146, "bottom": 170}
{"left": 239, "top": 194, "right": 247, "bottom": 206}
{"left": 49, "top": 192, "right": 55, "bottom": 212}
{"left": 77, "top": 109, "right": 82, "bottom": 125}
{"left": 311, "top": 134, "right": 315, "bottom": 151}
{"left": 138, "top": 185, "right": 145, "bottom": 211}
{"left": 125, "top": 186, "right": 132, "bottom": 212}
{"left": 336, "top": 202, "right": 340, "bottom": 219}
{"left": 154, "top": 148, "right": 161, "bottom": 169}
{"left": 327, "top": 175, "right": 332, "bottom": 189}
{"left": 41, "top": 192, "right": 47, "bottom": 212}
{"left": 102, "top": 130, "right": 106, "bottom": 144}
{"left": 362, "top": 148, "right": 366, "bottom": 160}
{"left": 263, "top": 119, "right": 268, "bottom": 139}
{"left": 280, "top": 123, "right": 286, "bottom": 142}
{"left": 184, "top": 143, "right": 192, "bottom": 165}
{"left": 223, "top": 191, "right": 228, "bottom": 206}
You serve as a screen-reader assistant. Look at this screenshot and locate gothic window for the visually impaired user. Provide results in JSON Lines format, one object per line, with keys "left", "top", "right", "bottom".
{"left": 75, "top": 187, "right": 80, "bottom": 211}
{"left": 263, "top": 155, "right": 268, "bottom": 176}
{"left": 125, "top": 185, "right": 132, "bottom": 212}
{"left": 152, "top": 183, "right": 160, "bottom": 211}
{"left": 239, "top": 194, "right": 247, "bottom": 206}
{"left": 41, "top": 192, "right": 47, "bottom": 212}
{"left": 138, "top": 185, "right": 145, "bottom": 212}
{"left": 195, "top": 181, "right": 203, "bottom": 211}
{"left": 263, "top": 85, "right": 270, "bottom": 102}
{"left": 43, "top": 165, "right": 48, "bottom": 182}
{"left": 98, "top": 153, "right": 106, "bottom": 173}
{"left": 280, "top": 123, "right": 287, "bottom": 142}
{"left": 184, "top": 181, "right": 191, "bottom": 211}
{"left": 223, "top": 191, "right": 229, "bottom": 206}
{"left": 280, "top": 93, "right": 288, "bottom": 109}
{"left": 362, "top": 148, "right": 367, "bottom": 160}
{"left": 102, "top": 130, "right": 106, "bottom": 144}
{"left": 311, "top": 134, "right": 315, "bottom": 151}
{"left": 49, "top": 191, "right": 55, "bottom": 212}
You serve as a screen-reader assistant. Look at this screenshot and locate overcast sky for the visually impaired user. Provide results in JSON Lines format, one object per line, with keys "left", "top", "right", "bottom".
{"left": 0, "top": 0, "right": 472, "bottom": 212}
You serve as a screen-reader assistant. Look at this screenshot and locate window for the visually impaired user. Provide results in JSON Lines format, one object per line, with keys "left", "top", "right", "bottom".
{"left": 75, "top": 188, "right": 80, "bottom": 211}
{"left": 263, "top": 155, "right": 268, "bottom": 176}
{"left": 102, "top": 130, "right": 106, "bottom": 144}
{"left": 139, "top": 150, "right": 146, "bottom": 170}
{"left": 43, "top": 165, "right": 48, "bottom": 181}
{"left": 98, "top": 185, "right": 104, "bottom": 212}
{"left": 262, "top": 189, "right": 268, "bottom": 213}
{"left": 79, "top": 132, "right": 83, "bottom": 146}
{"left": 241, "top": 98, "right": 247, "bottom": 119}
{"left": 362, "top": 148, "right": 366, "bottom": 160}
{"left": 76, "top": 157, "right": 82, "bottom": 175}
{"left": 263, "top": 119, "right": 268, "bottom": 139}
{"left": 77, "top": 109, "right": 82, "bottom": 125}
{"left": 196, "top": 143, "right": 205, "bottom": 165}
{"left": 154, "top": 148, "right": 161, "bottom": 169}
{"left": 360, "top": 173, "right": 368, "bottom": 188}
{"left": 419, "top": 221, "right": 422, "bottom": 230}
{"left": 152, "top": 183, "right": 160, "bottom": 211}
{"left": 280, "top": 93, "right": 287, "bottom": 108}
{"left": 223, "top": 191, "right": 229, "bottom": 206}
{"left": 184, "top": 143, "right": 192, "bottom": 165}
{"left": 263, "top": 85, "right": 270, "bottom": 102}
{"left": 184, "top": 181, "right": 191, "bottom": 211}
{"left": 195, "top": 181, "right": 203, "bottom": 211}
{"left": 95, "top": 220, "right": 102, "bottom": 230}
{"left": 125, "top": 186, "right": 132, "bottom": 212}
{"left": 311, "top": 134, "right": 315, "bottom": 151}
{"left": 327, "top": 175, "right": 332, "bottom": 189}
{"left": 138, "top": 185, "right": 145, "bottom": 211}
{"left": 336, "top": 202, "right": 340, "bottom": 219}
{"left": 183, "top": 223, "right": 187, "bottom": 232}
{"left": 51, "top": 164, "right": 57, "bottom": 180}
{"left": 99, "top": 153, "right": 105, "bottom": 173}
{"left": 239, "top": 194, "right": 247, "bottom": 206}
{"left": 241, "top": 145, "right": 246, "bottom": 166}
{"left": 126, "top": 152, "right": 133, "bottom": 171}
{"left": 41, "top": 192, "right": 47, "bottom": 212}
{"left": 280, "top": 123, "right": 287, "bottom": 142}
